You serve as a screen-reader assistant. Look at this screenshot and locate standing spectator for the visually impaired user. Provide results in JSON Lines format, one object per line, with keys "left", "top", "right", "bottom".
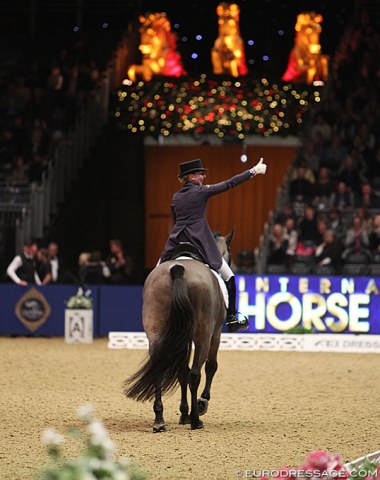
{"left": 105, "top": 239, "right": 133, "bottom": 284}
{"left": 36, "top": 248, "right": 52, "bottom": 284}
{"left": 6, "top": 240, "right": 41, "bottom": 285}
{"left": 47, "top": 241, "right": 73, "bottom": 283}
{"left": 78, "top": 250, "right": 110, "bottom": 284}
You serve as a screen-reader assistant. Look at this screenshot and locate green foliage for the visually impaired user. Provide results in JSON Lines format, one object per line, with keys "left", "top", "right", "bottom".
{"left": 38, "top": 405, "right": 147, "bottom": 480}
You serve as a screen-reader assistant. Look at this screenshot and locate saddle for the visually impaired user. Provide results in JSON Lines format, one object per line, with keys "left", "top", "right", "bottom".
{"left": 171, "top": 242, "right": 205, "bottom": 263}
{"left": 170, "top": 242, "right": 228, "bottom": 308}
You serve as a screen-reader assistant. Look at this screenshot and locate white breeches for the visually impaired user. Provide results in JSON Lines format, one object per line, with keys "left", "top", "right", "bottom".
{"left": 218, "top": 258, "right": 234, "bottom": 281}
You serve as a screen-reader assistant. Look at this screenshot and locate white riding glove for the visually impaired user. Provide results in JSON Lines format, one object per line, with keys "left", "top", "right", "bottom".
{"left": 250, "top": 157, "right": 267, "bottom": 176}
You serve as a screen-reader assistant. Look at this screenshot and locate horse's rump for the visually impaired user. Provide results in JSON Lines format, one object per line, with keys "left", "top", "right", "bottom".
{"left": 124, "top": 260, "right": 225, "bottom": 402}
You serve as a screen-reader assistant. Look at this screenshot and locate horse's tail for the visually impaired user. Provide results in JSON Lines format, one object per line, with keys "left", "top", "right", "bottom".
{"left": 124, "top": 263, "right": 194, "bottom": 402}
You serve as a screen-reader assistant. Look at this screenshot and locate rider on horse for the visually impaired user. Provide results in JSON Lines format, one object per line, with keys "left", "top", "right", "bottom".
{"left": 158, "top": 157, "right": 267, "bottom": 332}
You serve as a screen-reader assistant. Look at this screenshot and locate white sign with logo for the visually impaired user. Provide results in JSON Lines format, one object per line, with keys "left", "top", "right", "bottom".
{"left": 65, "top": 309, "right": 93, "bottom": 344}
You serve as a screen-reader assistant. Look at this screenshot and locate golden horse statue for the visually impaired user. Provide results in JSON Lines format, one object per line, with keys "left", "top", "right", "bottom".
{"left": 127, "top": 12, "right": 186, "bottom": 82}
{"left": 211, "top": 2, "right": 248, "bottom": 77}
{"left": 282, "top": 12, "right": 329, "bottom": 84}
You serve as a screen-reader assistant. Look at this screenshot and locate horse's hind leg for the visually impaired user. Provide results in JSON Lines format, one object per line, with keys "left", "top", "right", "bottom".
{"left": 198, "top": 335, "right": 220, "bottom": 415}
{"left": 153, "top": 385, "right": 167, "bottom": 433}
{"left": 178, "top": 364, "right": 191, "bottom": 425}
{"left": 198, "top": 358, "right": 217, "bottom": 415}
{"left": 189, "top": 366, "right": 203, "bottom": 430}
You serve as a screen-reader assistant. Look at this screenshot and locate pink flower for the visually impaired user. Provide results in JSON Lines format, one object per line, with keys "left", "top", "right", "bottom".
{"left": 307, "top": 450, "right": 332, "bottom": 471}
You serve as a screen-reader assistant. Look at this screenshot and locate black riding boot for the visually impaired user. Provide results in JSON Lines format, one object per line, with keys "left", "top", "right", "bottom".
{"left": 225, "top": 277, "right": 249, "bottom": 333}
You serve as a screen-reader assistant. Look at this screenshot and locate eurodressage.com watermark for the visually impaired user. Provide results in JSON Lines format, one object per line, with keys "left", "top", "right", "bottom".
{"left": 235, "top": 469, "right": 379, "bottom": 478}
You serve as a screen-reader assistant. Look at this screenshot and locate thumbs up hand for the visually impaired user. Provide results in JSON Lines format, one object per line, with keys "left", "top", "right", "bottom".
{"left": 250, "top": 157, "right": 267, "bottom": 176}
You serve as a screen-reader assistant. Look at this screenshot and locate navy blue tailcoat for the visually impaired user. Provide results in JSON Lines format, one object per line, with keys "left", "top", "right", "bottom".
{"left": 160, "top": 169, "right": 253, "bottom": 270}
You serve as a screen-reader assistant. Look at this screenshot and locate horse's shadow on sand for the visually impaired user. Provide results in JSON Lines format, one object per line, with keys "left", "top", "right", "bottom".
{"left": 103, "top": 414, "right": 264, "bottom": 434}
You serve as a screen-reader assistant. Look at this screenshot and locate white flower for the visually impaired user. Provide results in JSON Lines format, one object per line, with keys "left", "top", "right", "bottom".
{"left": 88, "top": 419, "right": 109, "bottom": 444}
{"left": 78, "top": 473, "right": 97, "bottom": 480}
{"left": 77, "top": 403, "right": 95, "bottom": 422}
{"left": 41, "top": 427, "right": 65, "bottom": 446}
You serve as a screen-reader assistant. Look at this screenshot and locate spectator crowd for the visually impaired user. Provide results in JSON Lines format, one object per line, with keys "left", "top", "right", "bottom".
{"left": 265, "top": 3, "right": 380, "bottom": 276}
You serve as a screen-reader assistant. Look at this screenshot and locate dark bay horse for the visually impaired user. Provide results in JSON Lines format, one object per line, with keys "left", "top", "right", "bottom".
{"left": 124, "top": 230, "right": 234, "bottom": 431}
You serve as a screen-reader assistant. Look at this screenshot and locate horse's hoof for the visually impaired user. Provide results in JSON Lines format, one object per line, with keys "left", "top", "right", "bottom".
{"left": 153, "top": 423, "right": 167, "bottom": 433}
{"left": 191, "top": 419, "right": 204, "bottom": 430}
{"left": 179, "top": 414, "right": 191, "bottom": 425}
{"left": 197, "top": 398, "right": 209, "bottom": 416}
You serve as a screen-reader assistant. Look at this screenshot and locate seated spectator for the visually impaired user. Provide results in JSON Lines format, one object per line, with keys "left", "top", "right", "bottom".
{"left": 301, "top": 138, "right": 322, "bottom": 175}
{"left": 28, "top": 152, "right": 47, "bottom": 183}
{"left": 105, "top": 239, "right": 133, "bottom": 284}
{"left": 298, "top": 205, "right": 321, "bottom": 247}
{"left": 314, "top": 229, "right": 343, "bottom": 273}
{"left": 337, "top": 153, "right": 362, "bottom": 195}
{"left": 356, "top": 206, "right": 374, "bottom": 235}
{"left": 312, "top": 167, "right": 335, "bottom": 211}
{"left": 283, "top": 217, "right": 298, "bottom": 267}
{"left": 309, "top": 112, "right": 332, "bottom": 144}
{"left": 329, "top": 181, "right": 355, "bottom": 212}
{"left": 316, "top": 217, "right": 329, "bottom": 242}
{"left": 288, "top": 166, "right": 314, "bottom": 203}
{"left": 274, "top": 203, "right": 297, "bottom": 225}
{"left": 288, "top": 157, "right": 315, "bottom": 183}
{"left": 8, "top": 155, "right": 29, "bottom": 187}
{"left": 36, "top": 248, "right": 52, "bottom": 284}
{"left": 342, "top": 215, "right": 371, "bottom": 261}
{"left": 328, "top": 207, "right": 345, "bottom": 241}
{"left": 365, "top": 146, "right": 380, "bottom": 196}
{"left": 267, "top": 224, "right": 289, "bottom": 267}
{"left": 369, "top": 214, "right": 380, "bottom": 255}
{"left": 355, "top": 183, "right": 380, "bottom": 209}
{"left": 321, "top": 132, "right": 348, "bottom": 178}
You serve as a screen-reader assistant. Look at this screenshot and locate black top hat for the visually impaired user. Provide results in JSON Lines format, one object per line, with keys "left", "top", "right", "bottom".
{"left": 177, "top": 159, "right": 207, "bottom": 178}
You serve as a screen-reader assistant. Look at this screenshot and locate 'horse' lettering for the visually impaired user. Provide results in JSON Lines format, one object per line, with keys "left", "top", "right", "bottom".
{"left": 239, "top": 292, "right": 370, "bottom": 333}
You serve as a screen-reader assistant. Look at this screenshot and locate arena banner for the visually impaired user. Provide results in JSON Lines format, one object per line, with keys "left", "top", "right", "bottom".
{"left": 236, "top": 275, "right": 380, "bottom": 335}
{"left": 0, "top": 284, "right": 95, "bottom": 336}
{"left": 97, "top": 285, "right": 143, "bottom": 335}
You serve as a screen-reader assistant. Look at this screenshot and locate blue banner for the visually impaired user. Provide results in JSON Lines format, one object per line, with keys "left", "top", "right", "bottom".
{"left": 236, "top": 275, "right": 380, "bottom": 334}
{"left": 97, "top": 285, "right": 143, "bottom": 335}
{"left": 0, "top": 285, "right": 89, "bottom": 336}
{"left": 1, "top": 277, "right": 379, "bottom": 336}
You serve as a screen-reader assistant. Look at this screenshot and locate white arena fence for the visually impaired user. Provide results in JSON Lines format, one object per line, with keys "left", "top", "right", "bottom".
{"left": 108, "top": 332, "right": 380, "bottom": 354}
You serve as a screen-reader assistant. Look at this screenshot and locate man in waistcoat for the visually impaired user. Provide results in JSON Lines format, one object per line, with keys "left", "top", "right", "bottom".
{"left": 6, "top": 240, "right": 41, "bottom": 285}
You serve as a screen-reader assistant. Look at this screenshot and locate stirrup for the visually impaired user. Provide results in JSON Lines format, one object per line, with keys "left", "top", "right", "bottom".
{"left": 226, "top": 313, "right": 249, "bottom": 333}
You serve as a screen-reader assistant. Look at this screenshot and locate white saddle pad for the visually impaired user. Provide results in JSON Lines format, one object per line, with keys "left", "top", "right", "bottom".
{"left": 173, "top": 257, "right": 228, "bottom": 308}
